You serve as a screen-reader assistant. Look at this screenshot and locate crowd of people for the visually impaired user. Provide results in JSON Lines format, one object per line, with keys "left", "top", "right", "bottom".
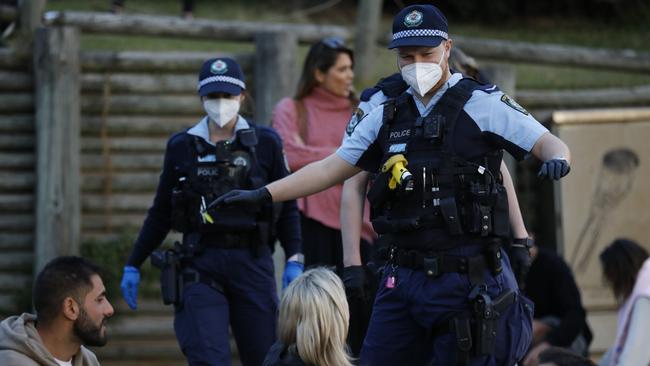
{"left": 0, "top": 3, "right": 648, "bottom": 366}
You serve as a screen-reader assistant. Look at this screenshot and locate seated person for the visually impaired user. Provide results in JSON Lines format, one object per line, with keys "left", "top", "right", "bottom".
{"left": 0, "top": 256, "right": 114, "bottom": 365}
{"left": 263, "top": 267, "right": 353, "bottom": 366}
{"left": 524, "top": 242, "right": 593, "bottom": 366}
{"left": 598, "top": 238, "right": 650, "bottom": 366}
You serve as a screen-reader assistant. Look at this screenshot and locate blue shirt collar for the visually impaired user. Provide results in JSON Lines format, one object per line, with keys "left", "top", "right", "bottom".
{"left": 407, "top": 72, "right": 463, "bottom": 116}
{"left": 187, "top": 115, "right": 250, "bottom": 146}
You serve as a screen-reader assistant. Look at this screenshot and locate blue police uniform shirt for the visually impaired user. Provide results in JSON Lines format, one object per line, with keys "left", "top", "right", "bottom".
{"left": 337, "top": 72, "right": 549, "bottom": 171}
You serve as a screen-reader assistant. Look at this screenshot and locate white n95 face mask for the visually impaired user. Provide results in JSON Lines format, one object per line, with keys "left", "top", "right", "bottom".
{"left": 400, "top": 49, "right": 446, "bottom": 97}
{"left": 203, "top": 98, "right": 240, "bottom": 128}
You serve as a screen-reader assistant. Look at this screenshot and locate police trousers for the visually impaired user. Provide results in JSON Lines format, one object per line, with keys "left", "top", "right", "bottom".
{"left": 359, "top": 244, "right": 533, "bottom": 366}
{"left": 174, "top": 246, "right": 278, "bottom": 366}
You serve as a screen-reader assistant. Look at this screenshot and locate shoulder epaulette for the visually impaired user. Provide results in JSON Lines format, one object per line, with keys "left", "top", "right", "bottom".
{"left": 360, "top": 87, "right": 380, "bottom": 102}
{"left": 377, "top": 73, "right": 408, "bottom": 98}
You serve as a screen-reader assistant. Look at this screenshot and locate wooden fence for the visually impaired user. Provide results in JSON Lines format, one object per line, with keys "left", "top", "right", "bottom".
{"left": 0, "top": 49, "right": 34, "bottom": 314}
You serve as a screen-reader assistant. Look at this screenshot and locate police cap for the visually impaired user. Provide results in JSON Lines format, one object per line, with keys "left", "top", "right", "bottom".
{"left": 388, "top": 4, "right": 449, "bottom": 49}
{"left": 197, "top": 57, "right": 246, "bottom": 96}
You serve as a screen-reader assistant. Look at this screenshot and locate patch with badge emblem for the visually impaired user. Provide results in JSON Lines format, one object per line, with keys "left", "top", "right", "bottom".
{"left": 500, "top": 94, "right": 529, "bottom": 115}
{"left": 346, "top": 108, "right": 365, "bottom": 136}
{"left": 404, "top": 10, "right": 423, "bottom": 27}
{"left": 210, "top": 60, "right": 228, "bottom": 75}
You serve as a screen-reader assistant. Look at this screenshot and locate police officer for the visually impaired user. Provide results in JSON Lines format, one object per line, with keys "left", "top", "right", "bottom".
{"left": 213, "top": 4, "right": 571, "bottom": 365}
{"left": 119, "top": 57, "right": 304, "bottom": 366}
{"left": 339, "top": 59, "right": 533, "bottom": 357}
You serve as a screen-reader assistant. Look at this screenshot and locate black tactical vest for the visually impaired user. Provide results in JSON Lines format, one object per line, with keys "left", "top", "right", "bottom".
{"left": 171, "top": 128, "right": 266, "bottom": 234}
{"left": 368, "top": 78, "right": 510, "bottom": 251}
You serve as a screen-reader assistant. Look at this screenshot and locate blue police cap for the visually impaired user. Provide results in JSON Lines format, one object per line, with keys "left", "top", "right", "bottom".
{"left": 197, "top": 57, "right": 246, "bottom": 96}
{"left": 388, "top": 4, "right": 449, "bottom": 49}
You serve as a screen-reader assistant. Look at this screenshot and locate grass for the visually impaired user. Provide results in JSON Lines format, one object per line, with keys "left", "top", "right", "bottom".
{"left": 44, "top": 0, "right": 650, "bottom": 90}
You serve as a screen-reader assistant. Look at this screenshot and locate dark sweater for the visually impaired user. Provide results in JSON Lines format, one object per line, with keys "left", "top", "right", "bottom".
{"left": 524, "top": 247, "right": 593, "bottom": 347}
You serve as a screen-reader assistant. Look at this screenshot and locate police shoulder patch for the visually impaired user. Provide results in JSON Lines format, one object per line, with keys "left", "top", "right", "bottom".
{"left": 346, "top": 108, "right": 366, "bottom": 136}
{"left": 500, "top": 94, "right": 529, "bottom": 115}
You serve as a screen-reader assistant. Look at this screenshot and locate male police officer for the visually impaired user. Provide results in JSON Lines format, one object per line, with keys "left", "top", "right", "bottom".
{"left": 214, "top": 4, "right": 570, "bottom": 365}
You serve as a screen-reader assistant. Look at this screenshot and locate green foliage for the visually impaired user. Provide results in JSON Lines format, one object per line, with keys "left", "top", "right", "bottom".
{"left": 80, "top": 230, "right": 166, "bottom": 302}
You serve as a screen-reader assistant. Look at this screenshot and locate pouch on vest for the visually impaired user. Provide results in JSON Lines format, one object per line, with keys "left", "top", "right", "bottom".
{"left": 440, "top": 196, "right": 463, "bottom": 235}
{"left": 492, "top": 185, "right": 510, "bottom": 237}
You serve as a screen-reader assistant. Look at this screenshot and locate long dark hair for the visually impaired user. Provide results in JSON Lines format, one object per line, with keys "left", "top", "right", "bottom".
{"left": 294, "top": 38, "right": 356, "bottom": 102}
{"left": 600, "top": 238, "right": 649, "bottom": 302}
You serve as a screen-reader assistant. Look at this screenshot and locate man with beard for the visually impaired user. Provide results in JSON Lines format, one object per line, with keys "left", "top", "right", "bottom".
{"left": 0, "top": 256, "right": 114, "bottom": 365}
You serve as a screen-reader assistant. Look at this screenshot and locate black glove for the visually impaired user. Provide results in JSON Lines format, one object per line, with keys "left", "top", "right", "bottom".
{"left": 342, "top": 265, "right": 366, "bottom": 299}
{"left": 508, "top": 238, "right": 533, "bottom": 290}
{"left": 537, "top": 158, "right": 570, "bottom": 180}
{"left": 208, "top": 187, "right": 272, "bottom": 210}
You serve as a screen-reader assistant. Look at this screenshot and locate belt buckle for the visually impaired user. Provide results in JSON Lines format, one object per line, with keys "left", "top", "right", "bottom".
{"left": 423, "top": 256, "right": 439, "bottom": 277}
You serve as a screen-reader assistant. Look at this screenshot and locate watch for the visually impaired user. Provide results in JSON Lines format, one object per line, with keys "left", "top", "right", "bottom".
{"left": 512, "top": 237, "right": 534, "bottom": 249}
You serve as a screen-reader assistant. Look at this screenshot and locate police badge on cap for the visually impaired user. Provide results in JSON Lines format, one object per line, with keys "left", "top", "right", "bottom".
{"left": 404, "top": 10, "right": 423, "bottom": 27}
{"left": 210, "top": 60, "right": 228, "bottom": 75}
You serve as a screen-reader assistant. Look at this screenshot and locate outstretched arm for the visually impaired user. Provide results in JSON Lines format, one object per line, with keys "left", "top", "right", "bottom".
{"left": 267, "top": 153, "right": 361, "bottom": 202}
{"left": 213, "top": 153, "right": 363, "bottom": 209}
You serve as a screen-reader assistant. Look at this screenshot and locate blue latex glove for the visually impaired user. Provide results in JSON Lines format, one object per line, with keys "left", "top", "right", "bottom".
{"left": 538, "top": 158, "right": 570, "bottom": 180}
{"left": 120, "top": 266, "right": 140, "bottom": 310}
{"left": 282, "top": 261, "right": 304, "bottom": 289}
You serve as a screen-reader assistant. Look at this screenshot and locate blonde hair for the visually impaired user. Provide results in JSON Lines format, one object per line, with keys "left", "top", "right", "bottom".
{"left": 278, "top": 267, "right": 353, "bottom": 366}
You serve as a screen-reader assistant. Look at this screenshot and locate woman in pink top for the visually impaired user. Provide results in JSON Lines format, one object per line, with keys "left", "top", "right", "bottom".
{"left": 272, "top": 38, "right": 375, "bottom": 272}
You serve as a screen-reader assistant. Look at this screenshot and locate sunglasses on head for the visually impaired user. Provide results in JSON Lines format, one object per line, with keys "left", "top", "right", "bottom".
{"left": 321, "top": 37, "right": 346, "bottom": 49}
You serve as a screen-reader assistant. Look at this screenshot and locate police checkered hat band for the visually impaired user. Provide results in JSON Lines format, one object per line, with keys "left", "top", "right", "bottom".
{"left": 392, "top": 29, "right": 448, "bottom": 42}
{"left": 197, "top": 76, "right": 246, "bottom": 91}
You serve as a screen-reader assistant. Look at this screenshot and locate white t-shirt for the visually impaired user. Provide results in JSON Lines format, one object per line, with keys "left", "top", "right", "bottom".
{"left": 54, "top": 357, "right": 73, "bottom": 366}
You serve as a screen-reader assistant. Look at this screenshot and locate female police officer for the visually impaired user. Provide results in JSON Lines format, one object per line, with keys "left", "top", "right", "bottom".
{"left": 213, "top": 4, "right": 572, "bottom": 365}
{"left": 119, "top": 57, "right": 303, "bottom": 366}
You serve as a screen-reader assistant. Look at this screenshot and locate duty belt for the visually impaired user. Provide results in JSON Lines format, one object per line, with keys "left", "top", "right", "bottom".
{"left": 386, "top": 245, "right": 504, "bottom": 280}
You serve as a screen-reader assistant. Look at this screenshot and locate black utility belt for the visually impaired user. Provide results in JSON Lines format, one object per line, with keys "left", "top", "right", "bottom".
{"left": 200, "top": 232, "right": 256, "bottom": 249}
{"left": 387, "top": 246, "right": 503, "bottom": 278}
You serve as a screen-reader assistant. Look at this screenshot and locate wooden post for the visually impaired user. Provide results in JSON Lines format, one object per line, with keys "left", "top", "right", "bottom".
{"left": 481, "top": 63, "right": 518, "bottom": 183}
{"left": 354, "top": 0, "right": 382, "bottom": 85}
{"left": 33, "top": 26, "right": 81, "bottom": 273}
{"left": 254, "top": 31, "right": 297, "bottom": 126}
{"left": 16, "top": 0, "right": 46, "bottom": 53}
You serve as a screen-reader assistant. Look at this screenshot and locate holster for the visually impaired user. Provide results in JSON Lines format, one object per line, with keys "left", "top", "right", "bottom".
{"left": 469, "top": 288, "right": 516, "bottom": 357}
{"left": 471, "top": 292, "right": 497, "bottom": 356}
{"left": 150, "top": 247, "right": 181, "bottom": 306}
